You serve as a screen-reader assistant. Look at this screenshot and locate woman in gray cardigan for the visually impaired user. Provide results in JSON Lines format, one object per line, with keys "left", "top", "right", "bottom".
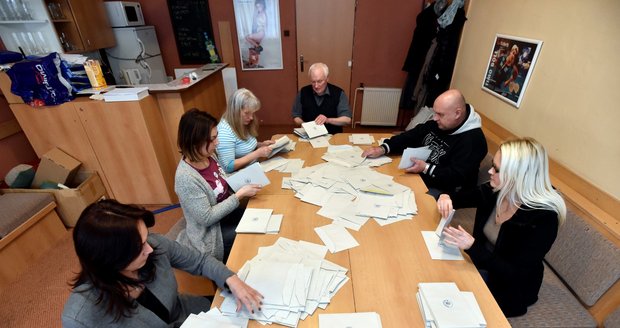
{"left": 62, "top": 199, "right": 263, "bottom": 327}
{"left": 175, "top": 109, "right": 261, "bottom": 262}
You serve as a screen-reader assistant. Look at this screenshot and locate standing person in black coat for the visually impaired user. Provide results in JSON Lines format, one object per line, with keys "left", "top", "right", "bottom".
{"left": 363, "top": 89, "right": 487, "bottom": 198}
{"left": 437, "top": 138, "right": 566, "bottom": 317}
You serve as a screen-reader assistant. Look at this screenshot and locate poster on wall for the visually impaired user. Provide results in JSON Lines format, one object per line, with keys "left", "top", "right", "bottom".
{"left": 482, "top": 34, "right": 542, "bottom": 108}
{"left": 233, "top": 0, "right": 283, "bottom": 70}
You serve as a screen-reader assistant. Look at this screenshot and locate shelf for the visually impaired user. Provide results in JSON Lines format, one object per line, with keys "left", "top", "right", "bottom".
{"left": 0, "top": 20, "right": 48, "bottom": 24}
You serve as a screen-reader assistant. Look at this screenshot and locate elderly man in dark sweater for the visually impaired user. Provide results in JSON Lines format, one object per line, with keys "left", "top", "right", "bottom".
{"left": 292, "top": 62, "right": 351, "bottom": 134}
{"left": 362, "top": 89, "right": 487, "bottom": 198}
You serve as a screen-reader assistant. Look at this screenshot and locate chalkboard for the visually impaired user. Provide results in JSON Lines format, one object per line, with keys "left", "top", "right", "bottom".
{"left": 168, "top": 0, "right": 220, "bottom": 65}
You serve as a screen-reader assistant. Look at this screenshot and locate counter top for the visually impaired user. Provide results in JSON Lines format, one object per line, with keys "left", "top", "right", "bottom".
{"left": 141, "top": 63, "right": 227, "bottom": 93}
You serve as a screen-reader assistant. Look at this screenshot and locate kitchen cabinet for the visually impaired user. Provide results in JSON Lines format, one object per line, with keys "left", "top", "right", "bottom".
{"left": 0, "top": 0, "right": 114, "bottom": 55}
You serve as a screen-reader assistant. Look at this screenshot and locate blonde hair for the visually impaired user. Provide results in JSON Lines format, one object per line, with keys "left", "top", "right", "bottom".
{"left": 222, "top": 88, "right": 260, "bottom": 140}
{"left": 495, "top": 137, "right": 566, "bottom": 225}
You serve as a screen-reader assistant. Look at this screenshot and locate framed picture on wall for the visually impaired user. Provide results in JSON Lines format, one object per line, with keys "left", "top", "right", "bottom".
{"left": 233, "top": 0, "right": 283, "bottom": 71}
{"left": 481, "top": 34, "right": 542, "bottom": 108}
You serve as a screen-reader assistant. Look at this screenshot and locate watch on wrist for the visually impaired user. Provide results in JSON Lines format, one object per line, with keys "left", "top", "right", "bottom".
{"left": 423, "top": 163, "right": 430, "bottom": 174}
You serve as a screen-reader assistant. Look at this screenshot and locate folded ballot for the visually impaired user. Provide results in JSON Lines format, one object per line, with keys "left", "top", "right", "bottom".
{"left": 225, "top": 162, "right": 270, "bottom": 191}
{"left": 235, "top": 208, "right": 283, "bottom": 234}
{"left": 268, "top": 135, "right": 294, "bottom": 158}
{"left": 302, "top": 121, "right": 329, "bottom": 138}
{"left": 417, "top": 282, "right": 486, "bottom": 328}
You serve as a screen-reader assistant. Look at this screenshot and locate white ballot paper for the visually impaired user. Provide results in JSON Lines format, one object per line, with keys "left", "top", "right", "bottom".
{"left": 398, "top": 146, "right": 432, "bottom": 169}
{"left": 435, "top": 209, "right": 456, "bottom": 240}
{"left": 421, "top": 231, "right": 464, "bottom": 261}
{"left": 309, "top": 136, "right": 330, "bottom": 148}
{"left": 225, "top": 162, "right": 270, "bottom": 191}
{"left": 314, "top": 223, "right": 359, "bottom": 253}
{"left": 267, "top": 135, "right": 292, "bottom": 158}
{"left": 180, "top": 308, "right": 248, "bottom": 328}
{"left": 302, "top": 121, "right": 329, "bottom": 138}
{"left": 235, "top": 208, "right": 275, "bottom": 233}
{"left": 319, "top": 312, "right": 383, "bottom": 328}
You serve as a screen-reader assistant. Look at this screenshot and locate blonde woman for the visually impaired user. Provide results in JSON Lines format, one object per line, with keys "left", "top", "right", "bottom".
{"left": 437, "top": 137, "right": 566, "bottom": 317}
{"left": 217, "top": 88, "right": 274, "bottom": 173}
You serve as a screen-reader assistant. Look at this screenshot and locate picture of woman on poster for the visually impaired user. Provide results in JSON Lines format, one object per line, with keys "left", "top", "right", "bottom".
{"left": 233, "top": 0, "right": 283, "bottom": 71}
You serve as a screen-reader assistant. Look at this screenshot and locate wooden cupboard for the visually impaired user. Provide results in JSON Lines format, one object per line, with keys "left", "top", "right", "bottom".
{"left": 9, "top": 97, "right": 177, "bottom": 204}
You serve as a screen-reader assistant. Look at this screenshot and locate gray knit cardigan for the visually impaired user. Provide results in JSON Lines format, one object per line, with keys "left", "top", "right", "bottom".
{"left": 174, "top": 158, "right": 240, "bottom": 261}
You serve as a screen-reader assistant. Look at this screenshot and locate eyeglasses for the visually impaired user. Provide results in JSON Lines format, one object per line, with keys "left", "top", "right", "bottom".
{"left": 491, "top": 163, "right": 500, "bottom": 173}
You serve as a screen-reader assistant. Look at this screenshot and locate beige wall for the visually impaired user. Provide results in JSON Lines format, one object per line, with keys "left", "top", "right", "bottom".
{"left": 452, "top": 0, "right": 620, "bottom": 199}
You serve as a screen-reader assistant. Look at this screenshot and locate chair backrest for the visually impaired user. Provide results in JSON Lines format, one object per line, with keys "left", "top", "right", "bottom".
{"left": 544, "top": 208, "right": 620, "bottom": 306}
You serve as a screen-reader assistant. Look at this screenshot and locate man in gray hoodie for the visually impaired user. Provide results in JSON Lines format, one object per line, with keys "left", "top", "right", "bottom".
{"left": 363, "top": 89, "right": 487, "bottom": 198}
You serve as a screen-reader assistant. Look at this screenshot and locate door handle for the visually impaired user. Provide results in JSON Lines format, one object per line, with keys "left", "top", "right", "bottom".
{"left": 300, "top": 55, "right": 304, "bottom": 72}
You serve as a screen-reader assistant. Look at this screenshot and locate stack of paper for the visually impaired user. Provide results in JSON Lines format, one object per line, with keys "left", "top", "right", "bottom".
{"left": 421, "top": 210, "right": 463, "bottom": 260}
{"left": 321, "top": 146, "right": 392, "bottom": 168}
{"left": 181, "top": 308, "right": 248, "bottom": 327}
{"left": 348, "top": 134, "right": 375, "bottom": 145}
{"left": 416, "top": 282, "right": 486, "bottom": 328}
{"left": 319, "top": 312, "right": 383, "bottom": 327}
{"left": 268, "top": 136, "right": 296, "bottom": 158}
{"left": 294, "top": 127, "right": 309, "bottom": 139}
{"left": 220, "top": 238, "right": 350, "bottom": 327}
{"left": 301, "top": 121, "right": 329, "bottom": 138}
{"left": 225, "top": 162, "right": 270, "bottom": 191}
{"left": 235, "top": 208, "right": 283, "bottom": 234}
{"left": 284, "top": 162, "right": 417, "bottom": 230}
{"left": 103, "top": 87, "right": 149, "bottom": 102}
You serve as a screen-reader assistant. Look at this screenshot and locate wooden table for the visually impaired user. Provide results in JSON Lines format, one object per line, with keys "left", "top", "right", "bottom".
{"left": 212, "top": 134, "right": 510, "bottom": 327}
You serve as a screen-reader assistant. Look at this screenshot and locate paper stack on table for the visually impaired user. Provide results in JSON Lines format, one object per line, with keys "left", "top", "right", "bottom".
{"left": 268, "top": 135, "right": 296, "bottom": 158}
{"left": 322, "top": 146, "right": 392, "bottom": 168}
{"left": 294, "top": 127, "right": 309, "bottom": 139}
{"left": 181, "top": 308, "right": 248, "bottom": 327}
{"left": 219, "top": 238, "right": 350, "bottom": 327}
{"left": 284, "top": 162, "right": 418, "bottom": 230}
{"left": 349, "top": 133, "right": 375, "bottom": 145}
{"left": 235, "top": 208, "right": 283, "bottom": 234}
{"left": 416, "top": 282, "right": 486, "bottom": 328}
{"left": 301, "top": 121, "right": 329, "bottom": 138}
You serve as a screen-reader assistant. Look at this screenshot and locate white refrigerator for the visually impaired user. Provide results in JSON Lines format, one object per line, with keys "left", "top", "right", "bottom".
{"left": 106, "top": 26, "right": 167, "bottom": 85}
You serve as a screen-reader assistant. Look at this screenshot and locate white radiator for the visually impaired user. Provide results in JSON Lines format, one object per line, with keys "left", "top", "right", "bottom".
{"left": 360, "top": 87, "right": 401, "bottom": 126}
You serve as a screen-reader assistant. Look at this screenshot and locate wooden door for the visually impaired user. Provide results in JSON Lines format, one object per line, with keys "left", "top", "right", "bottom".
{"left": 295, "top": 0, "right": 355, "bottom": 99}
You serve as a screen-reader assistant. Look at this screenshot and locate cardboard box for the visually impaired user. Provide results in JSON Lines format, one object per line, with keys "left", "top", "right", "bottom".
{"left": 32, "top": 148, "right": 82, "bottom": 188}
{"left": 3, "top": 171, "right": 108, "bottom": 227}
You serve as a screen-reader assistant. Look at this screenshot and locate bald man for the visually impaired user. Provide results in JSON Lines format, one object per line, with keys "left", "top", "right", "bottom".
{"left": 362, "top": 89, "right": 487, "bottom": 198}
{"left": 292, "top": 63, "right": 351, "bottom": 134}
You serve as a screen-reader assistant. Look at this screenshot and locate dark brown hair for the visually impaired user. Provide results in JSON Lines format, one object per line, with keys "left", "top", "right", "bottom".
{"left": 177, "top": 108, "right": 218, "bottom": 162}
{"left": 71, "top": 199, "right": 157, "bottom": 322}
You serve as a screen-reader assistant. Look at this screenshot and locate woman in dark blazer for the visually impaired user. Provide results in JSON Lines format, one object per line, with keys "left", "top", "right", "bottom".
{"left": 437, "top": 137, "right": 566, "bottom": 317}
{"left": 62, "top": 199, "right": 263, "bottom": 327}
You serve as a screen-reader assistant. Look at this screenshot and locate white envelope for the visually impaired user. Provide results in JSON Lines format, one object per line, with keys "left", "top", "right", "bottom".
{"left": 225, "top": 162, "right": 270, "bottom": 191}
{"left": 398, "top": 146, "right": 432, "bottom": 169}
{"left": 302, "top": 121, "right": 329, "bottom": 138}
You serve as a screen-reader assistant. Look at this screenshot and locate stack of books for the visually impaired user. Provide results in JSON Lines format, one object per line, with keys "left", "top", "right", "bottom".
{"left": 416, "top": 282, "right": 486, "bottom": 328}
{"left": 102, "top": 87, "right": 149, "bottom": 102}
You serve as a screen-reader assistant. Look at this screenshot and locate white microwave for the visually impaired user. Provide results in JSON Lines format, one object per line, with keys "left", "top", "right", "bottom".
{"left": 104, "top": 1, "right": 145, "bottom": 27}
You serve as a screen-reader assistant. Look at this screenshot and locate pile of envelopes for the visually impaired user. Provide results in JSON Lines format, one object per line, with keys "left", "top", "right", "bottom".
{"left": 235, "top": 208, "right": 282, "bottom": 234}
{"left": 280, "top": 161, "right": 417, "bottom": 230}
{"left": 220, "top": 238, "right": 349, "bottom": 327}
{"left": 180, "top": 308, "right": 248, "bottom": 328}
{"left": 416, "top": 282, "right": 486, "bottom": 328}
